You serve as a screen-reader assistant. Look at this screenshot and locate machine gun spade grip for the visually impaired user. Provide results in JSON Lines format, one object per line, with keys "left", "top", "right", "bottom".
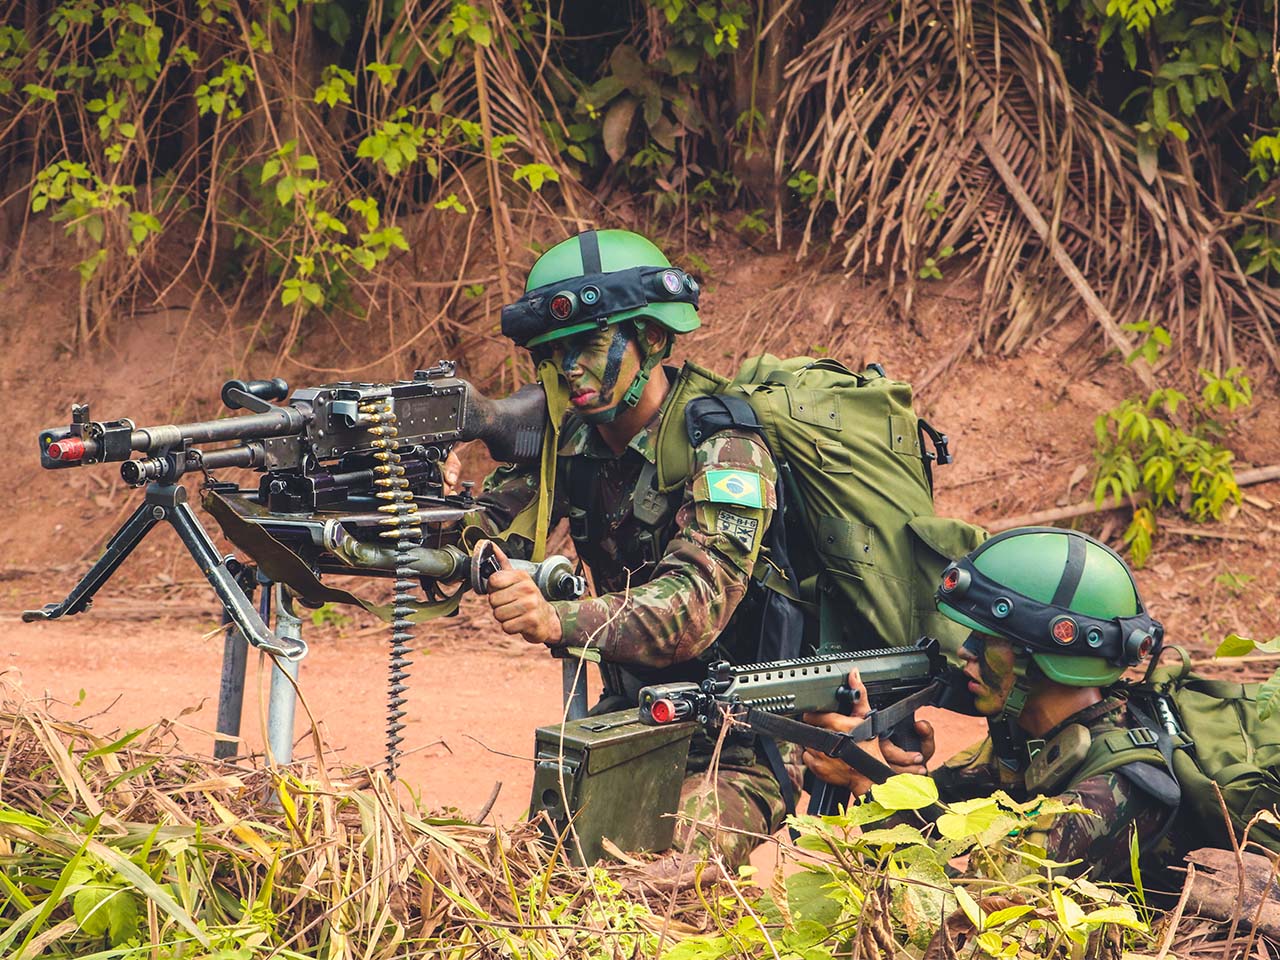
{"left": 221, "top": 378, "right": 289, "bottom": 411}
{"left": 470, "top": 539, "right": 587, "bottom": 601}
{"left": 471, "top": 540, "right": 504, "bottom": 594}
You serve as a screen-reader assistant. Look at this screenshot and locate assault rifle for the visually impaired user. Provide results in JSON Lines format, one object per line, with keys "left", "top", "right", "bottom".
{"left": 637, "top": 638, "right": 971, "bottom": 816}
{"left": 23, "top": 361, "right": 576, "bottom": 774}
{"left": 529, "top": 639, "right": 973, "bottom": 864}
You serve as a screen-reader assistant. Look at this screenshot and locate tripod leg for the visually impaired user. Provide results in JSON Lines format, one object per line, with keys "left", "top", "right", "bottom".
{"left": 214, "top": 571, "right": 267, "bottom": 761}
{"left": 165, "top": 496, "right": 305, "bottom": 660}
{"left": 214, "top": 620, "right": 249, "bottom": 760}
{"left": 266, "top": 584, "right": 302, "bottom": 766}
{"left": 22, "top": 499, "right": 162, "bottom": 621}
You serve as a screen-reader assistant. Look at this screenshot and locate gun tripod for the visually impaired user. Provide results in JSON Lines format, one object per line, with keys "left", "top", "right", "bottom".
{"left": 23, "top": 481, "right": 308, "bottom": 764}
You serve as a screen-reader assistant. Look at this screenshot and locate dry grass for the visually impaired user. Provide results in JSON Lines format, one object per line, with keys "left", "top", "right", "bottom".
{"left": 5, "top": 673, "right": 1277, "bottom": 958}
{"left": 0, "top": 675, "right": 714, "bottom": 959}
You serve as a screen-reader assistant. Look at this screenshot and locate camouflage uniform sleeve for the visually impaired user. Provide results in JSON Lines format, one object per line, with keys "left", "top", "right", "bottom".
{"left": 932, "top": 738, "right": 1006, "bottom": 801}
{"left": 467, "top": 459, "right": 570, "bottom": 562}
{"left": 1029, "top": 771, "right": 1172, "bottom": 881}
{"left": 472, "top": 462, "right": 539, "bottom": 556}
{"left": 550, "top": 429, "right": 778, "bottom": 668}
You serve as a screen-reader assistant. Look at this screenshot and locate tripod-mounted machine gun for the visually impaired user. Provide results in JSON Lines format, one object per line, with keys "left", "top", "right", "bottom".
{"left": 23, "top": 361, "right": 582, "bottom": 776}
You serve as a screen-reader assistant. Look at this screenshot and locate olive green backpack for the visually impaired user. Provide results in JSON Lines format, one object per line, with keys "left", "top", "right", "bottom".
{"left": 654, "top": 354, "right": 986, "bottom": 657}
{"left": 1129, "top": 650, "right": 1280, "bottom": 852}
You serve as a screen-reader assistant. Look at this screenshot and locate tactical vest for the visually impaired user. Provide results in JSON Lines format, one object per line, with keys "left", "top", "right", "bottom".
{"left": 1025, "top": 712, "right": 1174, "bottom": 801}
{"left": 559, "top": 366, "right": 764, "bottom": 702}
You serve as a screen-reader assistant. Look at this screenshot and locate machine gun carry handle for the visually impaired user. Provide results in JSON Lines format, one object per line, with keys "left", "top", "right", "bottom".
{"left": 221, "top": 378, "right": 290, "bottom": 412}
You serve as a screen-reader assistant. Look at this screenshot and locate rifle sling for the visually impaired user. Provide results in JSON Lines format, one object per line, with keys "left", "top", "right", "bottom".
{"left": 737, "top": 680, "right": 943, "bottom": 786}
{"left": 744, "top": 708, "right": 897, "bottom": 785}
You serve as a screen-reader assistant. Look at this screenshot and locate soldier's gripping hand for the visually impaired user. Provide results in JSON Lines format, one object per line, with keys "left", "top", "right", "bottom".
{"left": 484, "top": 543, "right": 563, "bottom": 646}
{"left": 801, "top": 670, "right": 935, "bottom": 795}
{"left": 442, "top": 450, "right": 462, "bottom": 495}
{"left": 882, "top": 716, "right": 935, "bottom": 774}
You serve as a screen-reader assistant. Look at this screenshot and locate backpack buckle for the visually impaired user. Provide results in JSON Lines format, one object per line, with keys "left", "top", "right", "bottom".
{"left": 1128, "top": 727, "right": 1158, "bottom": 748}
{"left": 918, "top": 418, "right": 953, "bottom": 466}
{"left": 568, "top": 506, "right": 590, "bottom": 542}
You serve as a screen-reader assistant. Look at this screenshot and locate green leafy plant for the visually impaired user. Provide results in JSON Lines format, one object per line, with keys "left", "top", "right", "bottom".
{"left": 917, "top": 245, "right": 954, "bottom": 280}
{"left": 737, "top": 207, "right": 770, "bottom": 240}
{"left": 1092, "top": 323, "right": 1252, "bottom": 566}
{"left": 786, "top": 169, "right": 833, "bottom": 203}
{"left": 1214, "top": 570, "right": 1256, "bottom": 597}
{"left": 1215, "top": 633, "right": 1280, "bottom": 718}
{"left": 667, "top": 774, "right": 1152, "bottom": 960}
{"left": 308, "top": 603, "right": 352, "bottom": 629}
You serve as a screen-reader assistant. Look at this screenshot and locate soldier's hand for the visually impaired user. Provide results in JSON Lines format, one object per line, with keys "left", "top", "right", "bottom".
{"left": 484, "top": 543, "right": 563, "bottom": 646}
{"left": 880, "top": 719, "right": 934, "bottom": 775}
{"left": 442, "top": 450, "right": 462, "bottom": 495}
{"left": 801, "top": 669, "right": 877, "bottom": 795}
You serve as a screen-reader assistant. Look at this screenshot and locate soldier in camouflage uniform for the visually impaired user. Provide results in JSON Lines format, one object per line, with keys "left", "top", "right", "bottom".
{"left": 455, "top": 229, "right": 799, "bottom": 874}
{"left": 803, "top": 528, "right": 1184, "bottom": 882}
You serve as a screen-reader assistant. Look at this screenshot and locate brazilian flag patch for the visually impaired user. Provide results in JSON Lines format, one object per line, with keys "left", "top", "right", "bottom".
{"left": 704, "top": 469, "right": 763, "bottom": 508}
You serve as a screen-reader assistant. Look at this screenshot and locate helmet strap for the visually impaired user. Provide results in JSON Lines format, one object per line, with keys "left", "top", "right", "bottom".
{"left": 989, "top": 651, "right": 1036, "bottom": 773}
{"left": 619, "top": 320, "right": 672, "bottom": 410}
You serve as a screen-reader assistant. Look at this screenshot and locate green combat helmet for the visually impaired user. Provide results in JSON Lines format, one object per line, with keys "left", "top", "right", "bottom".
{"left": 500, "top": 229, "right": 701, "bottom": 411}
{"left": 936, "top": 527, "right": 1163, "bottom": 687}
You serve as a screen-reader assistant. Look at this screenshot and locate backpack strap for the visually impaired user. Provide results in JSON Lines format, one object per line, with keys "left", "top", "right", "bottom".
{"left": 684, "top": 393, "right": 808, "bottom": 624}
{"left": 653, "top": 362, "right": 731, "bottom": 492}
{"left": 1073, "top": 726, "right": 1176, "bottom": 796}
{"left": 685, "top": 393, "right": 761, "bottom": 443}
{"left": 685, "top": 393, "right": 805, "bottom": 818}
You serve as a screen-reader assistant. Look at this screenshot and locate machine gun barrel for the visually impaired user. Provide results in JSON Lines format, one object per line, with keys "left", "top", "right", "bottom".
{"left": 41, "top": 406, "right": 308, "bottom": 469}
{"left": 132, "top": 408, "right": 309, "bottom": 453}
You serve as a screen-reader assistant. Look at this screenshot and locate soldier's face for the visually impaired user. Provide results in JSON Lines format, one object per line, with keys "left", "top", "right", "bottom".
{"left": 552, "top": 326, "right": 643, "bottom": 418}
{"left": 959, "top": 633, "right": 1018, "bottom": 715}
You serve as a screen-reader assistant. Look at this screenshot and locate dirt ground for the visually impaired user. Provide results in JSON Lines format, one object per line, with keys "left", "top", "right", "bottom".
{"left": 2, "top": 229, "right": 1278, "bottom": 853}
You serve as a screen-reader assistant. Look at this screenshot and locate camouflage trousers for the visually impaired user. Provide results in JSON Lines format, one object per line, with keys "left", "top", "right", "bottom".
{"left": 671, "top": 738, "right": 805, "bottom": 871}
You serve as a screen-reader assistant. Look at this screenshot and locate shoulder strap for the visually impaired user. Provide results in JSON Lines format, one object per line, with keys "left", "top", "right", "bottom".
{"left": 1074, "top": 726, "right": 1166, "bottom": 782}
{"left": 684, "top": 393, "right": 762, "bottom": 445}
{"left": 653, "top": 362, "right": 731, "bottom": 493}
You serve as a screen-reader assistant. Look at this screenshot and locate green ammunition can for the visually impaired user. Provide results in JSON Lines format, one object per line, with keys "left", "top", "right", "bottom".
{"left": 529, "top": 709, "right": 695, "bottom": 866}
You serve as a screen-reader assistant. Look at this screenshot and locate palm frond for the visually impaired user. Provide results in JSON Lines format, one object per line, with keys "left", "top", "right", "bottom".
{"left": 776, "top": 0, "right": 1280, "bottom": 374}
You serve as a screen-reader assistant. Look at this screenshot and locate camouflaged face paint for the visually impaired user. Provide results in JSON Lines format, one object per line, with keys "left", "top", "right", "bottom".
{"left": 599, "top": 327, "right": 630, "bottom": 397}
{"left": 557, "top": 327, "right": 640, "bottom": 423}
{"left": 962, "top": 632, "right": 1018, "bottom": 715}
